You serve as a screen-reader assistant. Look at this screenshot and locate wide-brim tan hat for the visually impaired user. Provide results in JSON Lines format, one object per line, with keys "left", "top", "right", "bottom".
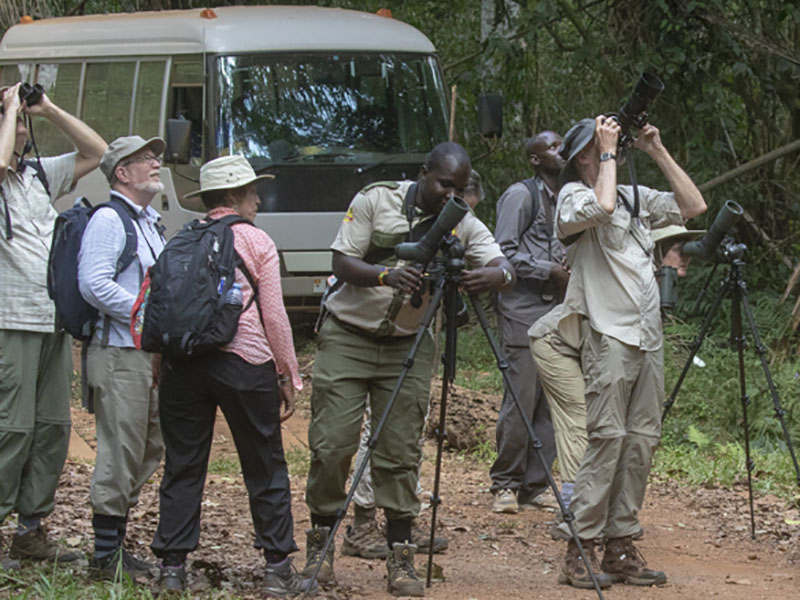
{"left": 100, "top": 135, "right": 166, "bottom": 184}
{"left": 652, "top": 224, "right": 705, "bottom": 244}
{"left": 183, "top": 154, "right": 275, "bottom": 211}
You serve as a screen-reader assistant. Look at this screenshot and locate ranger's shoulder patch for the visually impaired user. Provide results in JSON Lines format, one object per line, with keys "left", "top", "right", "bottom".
{"left": 360, "top": 181, "right": 401, "bottom": 193}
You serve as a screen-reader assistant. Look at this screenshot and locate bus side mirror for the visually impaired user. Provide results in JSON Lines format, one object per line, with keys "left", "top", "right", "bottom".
{"left": 165, "top": 118, "right": 192, "bottom": 164}
{"left": 477, "top": 93, "right": 503, "bottom": 138}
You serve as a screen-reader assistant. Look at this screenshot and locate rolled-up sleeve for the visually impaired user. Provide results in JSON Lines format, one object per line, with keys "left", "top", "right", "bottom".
{"left": 331, "top": 192, "right": 374, "bottom": 258}
{"left": 78, "top": 208, "right": 136, "bottom": 322}
{"left": 556, "top": 182, "right": 613, "bottom": 240}
{"left": 640, "top": 186, "right": 683, "bottom": 229}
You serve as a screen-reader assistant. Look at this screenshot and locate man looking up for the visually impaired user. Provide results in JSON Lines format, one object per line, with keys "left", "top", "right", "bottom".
{"left": 78, "top": 136, "right": 167, "bottom": 579}
{"left": 554, "top": 116, "right": 705, "bottom": 589}
{"left": 304, "top": 142, "right": 514, "bottom": 597}
{"left": 0, "top": 82, "right": 105, "bottom": 566}
{"left": 490, "top": 131, "right": 566, "bottom": 514}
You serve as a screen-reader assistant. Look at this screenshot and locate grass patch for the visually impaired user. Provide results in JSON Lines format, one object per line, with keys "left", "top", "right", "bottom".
{"left": 0, "top": 562, "right": 157, "bottom": 599}
{"left": 207, "top": 456, "right": 241, "bottom": 476}
{"left": 285, "top": 446, "right": 311, "bottom": 477}
{"left": 450, "top": 324, "right": 503, "bottom": 394}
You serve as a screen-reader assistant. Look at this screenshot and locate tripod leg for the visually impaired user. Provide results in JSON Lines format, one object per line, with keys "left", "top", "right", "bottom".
{"left": 302, "top": 280, "right": 447, "bottom": 591}
{"left": 731, "top": 287, "right": 756, "bottom": 539}
{"left": 662, "top": 271, "right": 730, "bottom": 422}
{"left": 469, "top": 296, "right": 606, "bottom": 600}
{"left": 425, "top": 279, "right": 459, "bottom": 587}
{"left": 736, "top": 274, "right": 800, "bottom": 488}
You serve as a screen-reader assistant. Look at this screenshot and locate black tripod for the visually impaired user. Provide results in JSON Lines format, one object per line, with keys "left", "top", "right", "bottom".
{"left": 661, "top": 242, "right": 800, "bottom": 538}
{"left": 303, "top": 235, "right": 607, "bottom": 600}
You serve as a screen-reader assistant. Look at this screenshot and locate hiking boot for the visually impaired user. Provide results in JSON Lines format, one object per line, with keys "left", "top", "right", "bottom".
{"left": 342, "top": 519, "right": 389, "bottom": 559}
{"left": 559, "top": 538, "right": 613, "bottom": 590}
{"left": 89, "top": 549, "right": 151, "bottom": 582}
{"left": 410, "top": 520, "right": 448, "bottom": 554}
{"left": 386, "top": 542, "right": 423, "bottom": 597}
{"left": 492, "top": 489, "right": 518, "bottom": 514}
{"left": 601, "top": 536, "right": 667, "bottom": 586}
{"left": 300, "top": 527, "right": 334, "bottom": 584}
{"left": 264, "top": 557, "right": 319, "bottom": 598}
{"left": 158, "top": 564, "right": 187, "bottom": 594}
{"left": 0, "top": 534, "right": 21, "bottom": 571}
{"left": 122, "top": 549, "right": 155, "bottom": 577}
{"left": 519, "top": 488, "right": 558, "bottom": 512}
{"left": 9, "top": 527, "right": 81, "bottom": 563}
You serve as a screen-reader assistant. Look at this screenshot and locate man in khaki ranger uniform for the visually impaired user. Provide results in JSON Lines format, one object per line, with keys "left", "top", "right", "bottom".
{"left": 303, "top": 142, "right": 514, "bottom": 597}
{"left": 553, "top": 116, "right": 706, "bottom": 589}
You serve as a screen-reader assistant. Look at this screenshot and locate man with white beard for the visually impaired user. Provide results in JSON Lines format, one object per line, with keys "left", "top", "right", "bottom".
{"left": 78, "top": 136, "right": 167, "bottom": 580}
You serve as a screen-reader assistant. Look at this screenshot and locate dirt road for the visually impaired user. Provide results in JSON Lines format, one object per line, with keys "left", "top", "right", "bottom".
{"left": 55, "top": 400, "right": 800, "bottom": 600}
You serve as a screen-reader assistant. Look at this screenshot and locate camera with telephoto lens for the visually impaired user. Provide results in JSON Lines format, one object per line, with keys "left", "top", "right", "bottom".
{"left": 0, "top": 83, "right": 44, "bottom": 115}
{"left": 610, "top": 72, "right": 665, "bottom": 149}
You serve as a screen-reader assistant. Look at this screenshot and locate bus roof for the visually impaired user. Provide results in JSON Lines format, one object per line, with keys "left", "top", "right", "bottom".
{"left": 0, "top": 6, "right": 436, "bottom": 60}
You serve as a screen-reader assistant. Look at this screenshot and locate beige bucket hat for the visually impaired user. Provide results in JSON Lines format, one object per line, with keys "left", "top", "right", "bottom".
{"left": 183, "top": 154, "right": 274, "bottom": 212}
{"left": 652, "top": 224, "right": 705, "bottom": 244}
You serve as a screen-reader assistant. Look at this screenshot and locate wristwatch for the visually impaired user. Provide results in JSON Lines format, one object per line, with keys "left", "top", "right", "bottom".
{"left": 600, "top": 152, "right": 617, "bottom": 162}
{"left": 500, "top": 266, "right": 513, "bottom": 285}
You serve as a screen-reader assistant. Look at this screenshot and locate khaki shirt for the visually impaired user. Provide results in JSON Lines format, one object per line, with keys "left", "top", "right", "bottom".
{"left": 555, "top": 181, "right": 682, "bottom": 351}
{"left": 327, "top": 180, "right": 503, "bottom": 337}
{"left": 0, "top": 153, "right": 77, "bottom": 332}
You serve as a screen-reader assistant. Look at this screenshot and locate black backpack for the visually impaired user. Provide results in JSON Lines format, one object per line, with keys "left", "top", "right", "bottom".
{"left": 139, "top": 214, "right": 259, "bottom": 358}
{"left": 47, "top": 197, "right": 138, "bottom": 341}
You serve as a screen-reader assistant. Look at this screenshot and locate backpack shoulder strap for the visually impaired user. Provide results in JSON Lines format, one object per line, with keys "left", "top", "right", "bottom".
{"left": 23, "top": 158, "right": 51, "bottom": 198}
{"left": 90, "top": 197, "right": 139, "bottom": 276}
{"left": 520, "top": 177, "right": 541, "bottom": 235}
{"left": 217, "top": 215, "right": 266, "bottom": 330}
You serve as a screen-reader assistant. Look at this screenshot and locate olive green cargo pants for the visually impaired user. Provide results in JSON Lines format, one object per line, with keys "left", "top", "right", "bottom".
{"left": 0, "top": 330, "right": 72, "bottom": 522}
{"left": 306, "top": 317, "right": 434, "bottom": 521}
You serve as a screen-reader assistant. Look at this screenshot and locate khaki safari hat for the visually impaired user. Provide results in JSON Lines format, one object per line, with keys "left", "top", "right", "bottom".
{"left": 183, "top": 155, "right": 275, "bottom": 212}
{"left": 100, "top": 135, "right": 165, "bottom": 184}
{"left": 559, "top": 117, "right": 596, "bottom": 187}
{"left": 652, "top": 224, "right": 705, "bottom": 244}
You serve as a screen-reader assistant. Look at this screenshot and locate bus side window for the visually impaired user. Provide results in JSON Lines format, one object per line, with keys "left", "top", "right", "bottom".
{"left": 133, "top": 60, "right": 167, "bottom": 140}
{"left": 83, "top": 61, "right": 136, "bottom": 142}
{"left": 33, "top": 63, "right": 82, "bottom": 156}
{"left": 171, "top": 87, "right": 203, "bottom": 162}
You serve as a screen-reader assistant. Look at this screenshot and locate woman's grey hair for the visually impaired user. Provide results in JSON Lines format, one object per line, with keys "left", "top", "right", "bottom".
{"left": 464, "top": 169, "right": 485, "bottom": 204}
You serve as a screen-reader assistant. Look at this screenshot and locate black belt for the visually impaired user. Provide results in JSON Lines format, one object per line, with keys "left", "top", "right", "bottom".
{"left": 330, "top": 314, "right": 416, "bottom": 344}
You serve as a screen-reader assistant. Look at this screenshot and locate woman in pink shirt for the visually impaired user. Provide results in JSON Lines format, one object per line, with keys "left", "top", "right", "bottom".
{"left": 150, "top": 156, "right": 316, "bottom": 598}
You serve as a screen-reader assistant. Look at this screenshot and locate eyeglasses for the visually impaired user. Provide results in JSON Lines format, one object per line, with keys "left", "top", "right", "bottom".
{"left": 122, "top": 154, "right": 162, "bottom": 167}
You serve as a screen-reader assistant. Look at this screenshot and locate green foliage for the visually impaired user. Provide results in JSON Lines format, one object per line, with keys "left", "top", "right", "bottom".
{"left": 285, "top": 445, "right": 311, "bottom": 478}
{"left": 450, "top": 322, "right": 503, "bottom": 394}
{"left": 207, "top": 456, "right": 241, "bottom": 476}
{"left": 0, "top": 562, "right": 157, "bottom": 599}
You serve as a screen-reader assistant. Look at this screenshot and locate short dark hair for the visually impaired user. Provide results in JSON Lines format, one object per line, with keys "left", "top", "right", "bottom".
{"left": 424, "top": 141, "right": 471, "bottom": 173}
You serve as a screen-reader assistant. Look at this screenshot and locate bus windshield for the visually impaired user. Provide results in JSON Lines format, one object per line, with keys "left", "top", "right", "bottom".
{"left": 214, "top": 52, "right": 448, "bottom": 170}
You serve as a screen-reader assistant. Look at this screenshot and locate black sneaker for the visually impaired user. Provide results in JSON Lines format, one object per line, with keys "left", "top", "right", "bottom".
{"left": 122, "top": 549, "right": 155, "bottom": 577}
{"left": 158, "top": 564, "right": 187, "bottom": 594}
{"left": 264, "top": 558, "right": 318, "bottom": 598}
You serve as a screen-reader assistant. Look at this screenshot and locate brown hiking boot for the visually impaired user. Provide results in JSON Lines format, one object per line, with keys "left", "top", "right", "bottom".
{"left": 559, "top": 538, "right": 613, "bottom": 589}
{"left": 342, "top": 519, "right": 389, "bottom": 559}
{"left": 602, "top": 536, "right": 667, "bottom": 586}
{"left": 386, "top": 542, "right": 423, "bottom": 597}
{"left": 9, "top": 527, "right": 81, "bottom": 563}
{"left": 0, "top": 533, "right": 21, "bottom": 571}
{"left": 300, "top": 527, "right": 334, "bottom": 584}
{"left": 410, "top": 520, "right": 448, "bottom": 554}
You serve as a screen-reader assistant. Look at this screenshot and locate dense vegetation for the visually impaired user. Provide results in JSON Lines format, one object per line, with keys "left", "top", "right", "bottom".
{"left": 2, "top": 0, "right": 799, "bottom": 492}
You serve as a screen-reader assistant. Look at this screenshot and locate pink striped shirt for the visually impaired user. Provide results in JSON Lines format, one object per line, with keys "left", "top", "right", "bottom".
{"left": 208, "top": 207, "right": 302, "bottom": 390}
